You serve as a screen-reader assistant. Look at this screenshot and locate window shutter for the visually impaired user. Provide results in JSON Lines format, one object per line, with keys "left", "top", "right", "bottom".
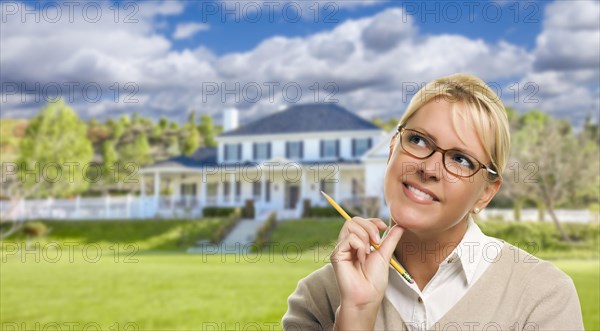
{"left": 224, "top": 144, "right": 229, "bottom": 162}
{"left": 253, "top": 143, "right": 257, "bottom": 159}
{"left": 352, "top": 139, "right": 356, "bottom": 157}
{"left": 300, "top": 141, "right": 304, "bottom": 159}
{"left": 286, "top": 142, "right": 290, "bottom": 158}
{"left": 320, "top": 140, "right": 324, "bottom": 158}
{"left": 368, "top": 138, "right": 373, "bottom": 149}
{"left": 335, "top": 140, "right": 340, "bottom": 158}
{"left": 237, "top": 143, "right": 242, "bottom": 161}
{"left": 267, "top": 142, "right": 271, "bottom": 159}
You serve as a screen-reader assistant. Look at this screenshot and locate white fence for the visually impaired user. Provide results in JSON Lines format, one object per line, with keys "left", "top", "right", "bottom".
{"left": 0, "top": 196, "right": 597, "bottom": 223}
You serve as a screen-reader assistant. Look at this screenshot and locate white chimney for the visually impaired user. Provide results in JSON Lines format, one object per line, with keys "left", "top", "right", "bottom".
{"left": 223, "top": 107, "right": 239, "bottom": 132}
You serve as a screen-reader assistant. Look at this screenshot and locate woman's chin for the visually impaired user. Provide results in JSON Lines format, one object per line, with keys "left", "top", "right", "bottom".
{"left": 389, "top": 208, "right": 432, "bottom": 230}
{"left": 390, "top": 215, "right": 422, "bottom": 230}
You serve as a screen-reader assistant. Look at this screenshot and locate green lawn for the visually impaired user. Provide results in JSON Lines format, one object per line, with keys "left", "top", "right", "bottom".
{"left": 1, "top": 219, "right": 598, "bottom": 330}
{"left": 1, "top": 252, "right": 598, "bottom": 330}
{"left": 1, "top": 219, "right": 231, "bottom": 251}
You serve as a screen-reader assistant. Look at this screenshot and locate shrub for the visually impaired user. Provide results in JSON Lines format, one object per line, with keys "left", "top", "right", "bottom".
{"left": 22, "top": 222, "right": 49, "bottom": 238}
{"left": 203, "top": 207, "right": 237, "bottom": 217}
{"left": 253, "top": 212, "right": 277, "bottom": 252}
{"left": 243, "top": 200, "right": 255, "bottom": 219}
{"left": 210, "top": 208, "right": 242, "bottom": 244}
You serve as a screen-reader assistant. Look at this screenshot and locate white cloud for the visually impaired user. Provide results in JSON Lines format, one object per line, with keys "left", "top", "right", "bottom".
{"left": 173, "top": 22, "right": 210, "bottom": 40}
{"left": 1, "top": 0, "right": 597, "bottom": 127}
{"left": 533, "top": 0, "right": 599, "bottom": 71}
{"left": 515, "top": 0, "right": 600, "bottom": 124}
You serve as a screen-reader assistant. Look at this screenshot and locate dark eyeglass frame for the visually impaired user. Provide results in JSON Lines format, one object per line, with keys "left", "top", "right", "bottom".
{"left": 395, "top": 125, "right": 499, "bottom": 179}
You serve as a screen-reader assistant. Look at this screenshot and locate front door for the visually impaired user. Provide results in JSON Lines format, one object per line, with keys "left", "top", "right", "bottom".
{"left": 286, "top": 185, "right": 300, "bottom": 210}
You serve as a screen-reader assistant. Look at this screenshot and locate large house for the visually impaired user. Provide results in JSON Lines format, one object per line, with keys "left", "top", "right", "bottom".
{"left": 138, "top": 104, "right": 394, "bottom": 220}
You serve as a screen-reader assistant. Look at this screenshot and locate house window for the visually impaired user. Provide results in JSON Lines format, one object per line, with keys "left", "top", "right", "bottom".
{"left": 353, "top": 138, "right": 372, "bottom": 157}
{"left": 253, "top": 181, "right": 261, "bottom": 199}
{"left": 286, "top": 141, "right": 303, "bottom": 159}
{"left": 253, "top": 142, "right": 271, "bottom": 160}
{"left": 320, "top": 140, "right": 339, "bottom": 158}
{"left": 224, "top": 143, "right": 241, "bottom": 161}
{"left": 320, "top": 180, "right": 335, "bottom": 196}
{"left": 181, "top": 183, "right": 197, "bottom": 196}
{"left": 207, "top": 183, "right": 218, "bottom": 204}
{"left": 235, "top": 181, "right": 241, "bottom": 203}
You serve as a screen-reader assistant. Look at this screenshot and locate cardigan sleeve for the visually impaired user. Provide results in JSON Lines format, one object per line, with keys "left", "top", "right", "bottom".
{"left": 282, "top": 265, "right": 339, "bottom": 331}
{"left": 520, "top": 263, "right": 585, "bottom": 331}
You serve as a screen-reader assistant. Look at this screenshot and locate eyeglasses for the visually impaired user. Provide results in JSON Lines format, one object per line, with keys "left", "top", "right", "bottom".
{"left": 395, "top": 126, "right": 498, "bottom": 179}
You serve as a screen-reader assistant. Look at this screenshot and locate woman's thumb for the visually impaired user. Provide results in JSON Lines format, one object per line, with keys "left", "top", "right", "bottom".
{"left": 377, "top": 225, "right": 404, "bottom": 262}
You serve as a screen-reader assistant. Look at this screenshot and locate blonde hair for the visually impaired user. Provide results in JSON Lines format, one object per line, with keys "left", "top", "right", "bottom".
{"left": 390, "top": 73, "right": 510, "bottom": 180}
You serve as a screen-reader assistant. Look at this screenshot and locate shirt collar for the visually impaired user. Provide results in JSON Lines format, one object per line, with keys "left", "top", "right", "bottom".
{"left": 441, "top": 215, "right": 490, "bottom": 285}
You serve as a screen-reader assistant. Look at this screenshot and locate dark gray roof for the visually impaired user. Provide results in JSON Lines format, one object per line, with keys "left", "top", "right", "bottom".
{"left": 220, "top": 104, "right": 380, "bottom": 137}
{"left": 143, "top": 147, "right": 217, "bottom": 169}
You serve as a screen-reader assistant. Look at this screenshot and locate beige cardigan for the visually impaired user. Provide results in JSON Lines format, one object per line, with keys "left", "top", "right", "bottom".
{"left": 282, "top": 241, "right": 584, "bottom": 330}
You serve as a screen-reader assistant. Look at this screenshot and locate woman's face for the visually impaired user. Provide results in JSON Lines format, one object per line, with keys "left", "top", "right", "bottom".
{"left": 384, "top": 98, "right": 501, "bottom": 236}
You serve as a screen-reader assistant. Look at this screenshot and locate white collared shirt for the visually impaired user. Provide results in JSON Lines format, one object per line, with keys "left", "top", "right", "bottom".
{"left": 385, "top": 216, "right": 504, "bottom": 330}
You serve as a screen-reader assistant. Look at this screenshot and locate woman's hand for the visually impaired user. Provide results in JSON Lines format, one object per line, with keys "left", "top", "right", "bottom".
{"left": 330, "top": 217, "right": 404, "bottom": 330}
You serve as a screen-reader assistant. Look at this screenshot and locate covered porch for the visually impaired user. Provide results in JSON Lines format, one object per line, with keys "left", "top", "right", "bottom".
{"left": 138, "top": 158, "right": 366, "bottom": 220}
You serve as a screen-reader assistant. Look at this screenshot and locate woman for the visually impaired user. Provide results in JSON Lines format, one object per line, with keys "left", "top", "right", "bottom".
{"left": 282, "top": 73, "right": 584, "bottom": 330}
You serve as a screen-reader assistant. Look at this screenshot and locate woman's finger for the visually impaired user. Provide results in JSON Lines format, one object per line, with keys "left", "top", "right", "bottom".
{"left": 351, "top": 217, "right": 383, "bottom": 245}
{"left": 339, "top": 219, "right": 371, "bottom": 246}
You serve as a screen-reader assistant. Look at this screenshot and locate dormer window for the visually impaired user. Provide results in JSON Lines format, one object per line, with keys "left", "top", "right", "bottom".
{"left": 286, "top": 141, "right": 303, "bottom": 159}
{"left": 352, "top": 138, "right": 372, "bottom": 157}
{"left": 224, "top": 143, "right": 241, "bottom": 162}
{"left": 320, "top": 139, "right": 339, "bottom": 158}
{"left": 253, "top": 142, "right": 271, "bottom": 160}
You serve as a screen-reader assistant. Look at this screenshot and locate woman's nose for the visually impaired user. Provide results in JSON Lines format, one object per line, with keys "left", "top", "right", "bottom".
{"left": 417, "top": 150, "right": 443, "bottom": 181}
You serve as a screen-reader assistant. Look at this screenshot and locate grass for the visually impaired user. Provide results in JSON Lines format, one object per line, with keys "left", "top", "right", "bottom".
{"left": 1, "top": 253, "right": 598, "bottom": 330}
{"left": 553, "top": 260, "right": 600, "bottom": 331}
{"left": 269, "top": 218, "right": 600, "bottom": 259}
{"left": 0, "top": 218, "right": 598, "bottom": 330}
{"left": 2, "top": 218, "right": 232, "bottom": 251}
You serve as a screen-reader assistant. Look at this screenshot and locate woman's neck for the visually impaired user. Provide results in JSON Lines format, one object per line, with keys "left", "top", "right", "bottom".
{"left": 393, "top": 218, "right": 469, "bottom": 291}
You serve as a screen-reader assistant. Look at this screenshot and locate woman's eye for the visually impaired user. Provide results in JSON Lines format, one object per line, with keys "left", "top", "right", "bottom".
{"left": 408, "top": 134, "right": 428, "bottom": 147}
{"left": 453, "top": 154, "right": 475, "bottom": 169}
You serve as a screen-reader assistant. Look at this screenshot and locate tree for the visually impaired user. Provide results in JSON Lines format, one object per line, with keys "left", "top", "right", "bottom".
{"left": 371, "top": 117, "right": 399, "bottom": 132}
{"left": 16, "top": 99, "right": 94, "bottom": 198}
{"left": 166, "top": 135, "right": 180, "bottom": 157}
{"left": 100, "top": 140, "right": 119, "bottom": 190}
{"left": 511, "top": 112, "right": 599, "bottom": 242}
{"left": 182, "top": 110, "right": 200, "bottom": 155}
{"left": 182, "top": 127, "right": 200, "bottom": 156}
{"left": 118, "top": 132, "right": 152, "bottom": 168}
{"left": 199, "top": 114, "right": 217, "bottom": 147}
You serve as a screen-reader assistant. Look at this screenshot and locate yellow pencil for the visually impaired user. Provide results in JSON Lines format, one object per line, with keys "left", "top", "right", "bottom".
{"left": 320, "top": 191, "right": 414, "bottom": 284}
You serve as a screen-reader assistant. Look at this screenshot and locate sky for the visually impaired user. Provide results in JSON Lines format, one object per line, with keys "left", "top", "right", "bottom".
{"left": 1, "top": 0, "right": 599, "bottom": 127}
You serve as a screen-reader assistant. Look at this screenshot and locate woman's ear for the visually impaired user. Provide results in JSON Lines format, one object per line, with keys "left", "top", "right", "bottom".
{"left": 475, "top": 178, "right": 502, "bottom": 211}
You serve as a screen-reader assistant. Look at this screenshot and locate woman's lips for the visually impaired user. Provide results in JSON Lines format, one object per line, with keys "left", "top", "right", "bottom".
{"left": 402, "top": 182, "right": 440, "bottom": 204}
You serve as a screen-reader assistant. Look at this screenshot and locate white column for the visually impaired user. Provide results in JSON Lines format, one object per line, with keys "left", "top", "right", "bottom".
{"left": 229, "top": 174, "right": 235, "bottom": 206}
{"left": 154, "top": 172, "right": 160, "bottom": 200}
{"left": 140, "top": 175, "right": 146, "bottom": 197}
{"left": 200, "top": 178, "right": 207, "bottom": 208}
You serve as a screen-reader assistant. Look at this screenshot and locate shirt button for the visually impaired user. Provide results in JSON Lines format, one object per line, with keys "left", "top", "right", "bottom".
{"left": 418, "top": 297, "right": 423, "bottom": 303}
